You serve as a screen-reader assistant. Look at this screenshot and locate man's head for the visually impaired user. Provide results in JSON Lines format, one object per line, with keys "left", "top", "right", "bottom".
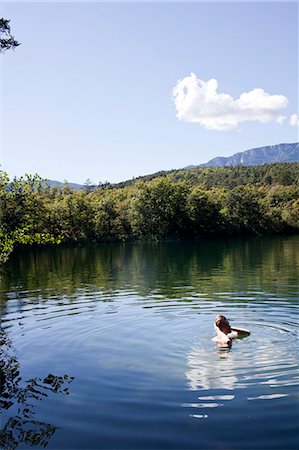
{"left": 215, "top": 315, "right": 231, "bottom": 335}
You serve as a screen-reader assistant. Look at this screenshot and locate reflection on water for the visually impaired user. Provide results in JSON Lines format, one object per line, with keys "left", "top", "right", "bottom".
{"left": 184, "top": 303, "right": 298, "bottom": 424}
{"left": 187, "top": 347, "right": 238, "bottom": 391}
{"left": 187, "top": 333, "right": 299, "bottom": 392}
{"left": 0, "top": 326, "right": 74, "bottom": 449}
{"left": 0, "top": 236, "right": 298, "bottom": 449}
{"left": 1, "top": 236, "right": 299, "bottom": 301}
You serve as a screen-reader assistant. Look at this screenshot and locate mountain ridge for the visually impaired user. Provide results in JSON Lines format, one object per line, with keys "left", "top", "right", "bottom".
{"left": 185, "top": 142, "right": 299, "bottom": 169}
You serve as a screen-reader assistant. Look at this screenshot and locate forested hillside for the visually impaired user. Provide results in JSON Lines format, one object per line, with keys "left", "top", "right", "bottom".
{"left": 1, "top": 163, "right": 298, "bottom": 264}
{"left": 115, "top": 162, "right": 299, "bottom": 189}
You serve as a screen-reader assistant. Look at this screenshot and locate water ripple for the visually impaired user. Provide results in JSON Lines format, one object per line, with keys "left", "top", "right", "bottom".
{"left": 1, "top": 238, "right": 299, "bottom": 450}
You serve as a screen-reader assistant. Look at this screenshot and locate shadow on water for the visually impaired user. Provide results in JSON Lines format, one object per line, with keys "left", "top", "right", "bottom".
{"left": 0, "top": 325, "right": 74, "bottom": 449}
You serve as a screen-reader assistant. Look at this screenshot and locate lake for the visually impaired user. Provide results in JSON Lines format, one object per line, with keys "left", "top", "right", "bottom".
{"left": 0, "top": 236, "right": 298, "bottom": 449}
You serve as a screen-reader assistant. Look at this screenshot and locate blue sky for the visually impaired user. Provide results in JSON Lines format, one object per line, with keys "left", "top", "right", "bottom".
{"left": 1, "top": 2, "right": 298, "bottom": 184}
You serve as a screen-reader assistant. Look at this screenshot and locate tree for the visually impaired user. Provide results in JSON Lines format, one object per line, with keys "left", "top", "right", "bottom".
{"left": 221, "top": 186, "right": 267, "bottom": 234}
{"left": 187, "top": 187, "right": 222, "bottom": 236}
{"left": 0, "top": 18, "right": 20, "bottom": 52}
{"left": 131, "top": 179, "right": 189, "bottom": 238}
{"left": 83, "top": 178, "right": 96, "bottom": 193}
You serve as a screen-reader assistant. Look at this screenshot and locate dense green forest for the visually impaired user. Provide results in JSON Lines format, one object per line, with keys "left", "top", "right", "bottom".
{"left": 1, "top": 163, "right": 298, "bottom": 264}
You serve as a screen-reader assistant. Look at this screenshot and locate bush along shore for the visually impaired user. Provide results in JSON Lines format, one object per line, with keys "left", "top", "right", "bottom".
{"left": 0, "top": 163, "right": 298, "bottom": 264}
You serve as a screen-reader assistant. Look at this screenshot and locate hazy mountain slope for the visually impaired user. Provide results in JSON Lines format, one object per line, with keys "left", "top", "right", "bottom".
{"left": 46, "top": 180, "right": 83, "bottom": 190}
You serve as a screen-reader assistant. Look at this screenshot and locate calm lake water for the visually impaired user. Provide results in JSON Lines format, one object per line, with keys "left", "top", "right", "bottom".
{"left": 0, "top": 236, "right": 298, "bottom": 449}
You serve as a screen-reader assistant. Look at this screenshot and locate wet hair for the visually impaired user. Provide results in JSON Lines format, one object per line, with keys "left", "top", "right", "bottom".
{"left": 215, "top": 315, "right": 231, "bottom": 334}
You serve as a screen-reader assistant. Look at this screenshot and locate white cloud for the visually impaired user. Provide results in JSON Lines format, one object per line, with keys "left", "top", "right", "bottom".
{"left": 172, "top": 73, "right": 288, "bottom": 131}
{"left": 289, "top": 113, "right": 299, "bottom": 126}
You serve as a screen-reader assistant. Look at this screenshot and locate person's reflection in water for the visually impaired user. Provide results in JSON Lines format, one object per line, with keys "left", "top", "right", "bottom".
{"left": 0, "top": 327, "right": 74, "bottom": 449}
{"left": 186, "top": 345, "right": 238, "bottom": 392}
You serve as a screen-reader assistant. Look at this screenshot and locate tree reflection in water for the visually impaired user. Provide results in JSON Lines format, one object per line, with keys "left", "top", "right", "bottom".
{"left": 0, "top": 327, "right": 74, "bottom": 449}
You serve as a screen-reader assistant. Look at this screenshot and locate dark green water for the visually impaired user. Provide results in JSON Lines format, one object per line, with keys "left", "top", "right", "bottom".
{"left": 0, "top": 236, "right": 298, "bottom": 449}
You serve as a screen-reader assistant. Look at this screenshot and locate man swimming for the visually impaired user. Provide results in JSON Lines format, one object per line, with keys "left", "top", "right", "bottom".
{"left": 213, "top": 314, "right": 250, "bottom": 346}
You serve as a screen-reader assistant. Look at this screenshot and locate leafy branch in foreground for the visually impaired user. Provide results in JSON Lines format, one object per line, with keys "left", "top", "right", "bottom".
{"left": 0, "top": 18, "right": 20, "bottom": 52}
{"left": 0, "top": 233, "right": 14, "bottom": 264}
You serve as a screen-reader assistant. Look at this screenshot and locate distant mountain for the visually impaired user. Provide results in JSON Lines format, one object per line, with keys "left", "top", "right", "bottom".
{"left": 186, "top": 142, "right": 299, "bottom": 169}
{"left": 46, "top": 180, "right": 83, "bottom": 190}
